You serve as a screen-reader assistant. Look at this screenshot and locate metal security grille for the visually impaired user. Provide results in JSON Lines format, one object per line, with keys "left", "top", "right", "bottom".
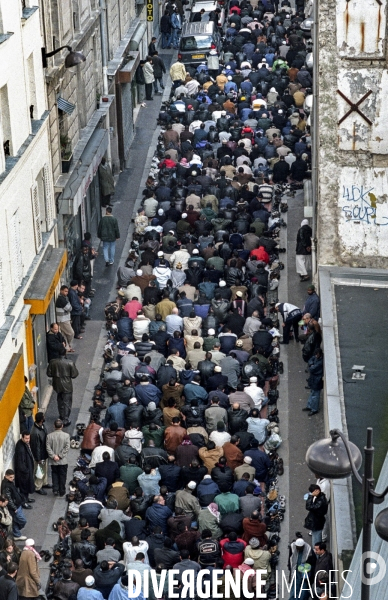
{"left": 121, "top": 82, "right": 134, "bottom": 167}
{"left": 2, "top": 424, "right": 15, "bottom": 470}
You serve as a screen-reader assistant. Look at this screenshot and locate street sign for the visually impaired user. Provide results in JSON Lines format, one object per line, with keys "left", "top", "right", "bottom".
{"left": 147, "top": 1, "right": 153, "bottom": 20}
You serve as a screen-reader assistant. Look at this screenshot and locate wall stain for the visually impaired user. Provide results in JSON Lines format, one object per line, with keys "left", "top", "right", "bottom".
{"left": 360, "top": 22, "right": 365, "bottom": 52}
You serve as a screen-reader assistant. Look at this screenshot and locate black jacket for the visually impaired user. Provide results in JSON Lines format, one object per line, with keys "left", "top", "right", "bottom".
{"left": 210, "top": 465, "right": 234, "bottom": 492}
{"left": 146, "top": 533, "right": 166, "bottom": 567}
{"left": 157, "top": 365, "right": 177, "bottom": 388}
{"left": 307, "top": 355, "right": 324, "bottom": 391}
{"left": 30, "top": 422, "right": 49, "bottom": 461}
{"left": 197, "top": 359, "right": 216, "bottom": 386}
{"left": 130, "top": 496, "right": 151, "bottom": 520}
{"left": 94, "top": 460, "right": 120, "bottom": 489}
{"left": 181, "top": 404, "right": 206, "bottom": 427}
{"left": 305, "top": 492, "right": 328, "bottom": 532}
{"left": 71, "top": 540, "right": 97, "bottom": 569}
{"left": 152, "top": 56, "right": 166, "bottom": 78}
{"left": 227, "top": 408, "right": 249, "bottom": 434}
{"left": 296, "top": 224, "right": 312, "bottom": 255}
{"left": 14, "top": 440, "right": 35, "bottom": 495}
{"left": 181, "top": 466, "right": 208, "bottom": 488}
{"left": 46, "top": 330, "right": 66, "bottom": 362}
{"left": 0, "top": 575, "right": 19, "bottom": 600}
{"left": 93, "top": 563, "right": 125, "bottom": 599}
{"left": 124, "top": 404, "right": 144, "bottom": 429}
{"left": 114, "top": 443, "right": 140, "bottom": 467}
{"left": 159, "top": 464, "right": 182, "bottom": 492}
{"left": 252, "top": 330, "right": 273, "bottom": 354}
{"left": 0, "top": 479, "right": 23, "bottom": 513}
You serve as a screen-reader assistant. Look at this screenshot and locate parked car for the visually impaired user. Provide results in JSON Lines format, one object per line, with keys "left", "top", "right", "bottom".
{"left": 178, "top": 22, "right": 222, "bottom": 66}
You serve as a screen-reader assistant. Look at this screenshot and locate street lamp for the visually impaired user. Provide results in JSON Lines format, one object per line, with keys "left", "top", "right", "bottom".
{"left": 306, "top": 427, "right": 388, "bottom": 600}
{"left": 41, "top": 46, "right": 86, "bottom": 69}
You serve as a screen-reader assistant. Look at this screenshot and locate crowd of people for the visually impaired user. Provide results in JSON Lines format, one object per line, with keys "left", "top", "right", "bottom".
{"left": 0, "top": 0, "right": 334, "bottom": 599}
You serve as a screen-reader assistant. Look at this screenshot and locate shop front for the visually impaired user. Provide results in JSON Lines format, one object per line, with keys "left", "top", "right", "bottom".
{"left": 0, "top": 351, "right": 26, "bottom": 469}
{"left": 58, "top": 128, "right": 110, "bottom": 279}
{"left": 24, "top": 246, "right": 67, "bottom": 408}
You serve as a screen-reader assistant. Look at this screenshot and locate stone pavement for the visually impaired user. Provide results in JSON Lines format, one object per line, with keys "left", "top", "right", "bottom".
{"left": 20, "top": 50, "right": 176, "bottom": 591}
{"left": 278, "top": 188, "right": 325, "bottom": 576}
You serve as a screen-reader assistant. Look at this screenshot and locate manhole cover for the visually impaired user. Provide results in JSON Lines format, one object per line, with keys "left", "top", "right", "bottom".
{"left": 94, "top": 278, "right": 110, "bottom": 284}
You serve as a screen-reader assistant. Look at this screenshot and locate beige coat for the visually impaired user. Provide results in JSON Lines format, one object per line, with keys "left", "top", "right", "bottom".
{"left": 170, "top": 62, "right": 187, "bottom": 82}
{"left": 16, "top": 549, "right": 40, "bottom": 597}
{"left": 199, "top": 446, "right": 224, "bottom": 473}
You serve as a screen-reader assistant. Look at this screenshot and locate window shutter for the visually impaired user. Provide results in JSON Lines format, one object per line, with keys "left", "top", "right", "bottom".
{"left": 0, "top": 258, "right": 5, "bottom": 328}
{"left": 10, "top": 212, "right": 23, "bottom": 289}
{"left": 43, "top": 163, "right": 54, "bottom": 229}
{"left": 31, "top": 183, "right": 42, "bottom": 252}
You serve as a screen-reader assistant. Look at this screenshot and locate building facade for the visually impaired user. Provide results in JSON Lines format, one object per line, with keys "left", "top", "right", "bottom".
{"left": 317, "top": 0, "right": 388, "bottom": 268}
{"left": 0, "top": 0, "right": 62, "bottom": 472}
{"left": 0, "top": 0, "right": 160, "bottom": 469}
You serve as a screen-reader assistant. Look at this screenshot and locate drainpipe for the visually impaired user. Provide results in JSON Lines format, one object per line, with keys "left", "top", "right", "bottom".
{"left": 311, "top": 0, "right": 319, "bottom": 282}
{"left": 99, "top": 0, "right": 112, "bottom": 165}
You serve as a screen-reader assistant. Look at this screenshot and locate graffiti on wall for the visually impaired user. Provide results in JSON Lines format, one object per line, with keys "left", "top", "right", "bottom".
{"left": 341, "top": 185, "right": 388, "bottom": 225}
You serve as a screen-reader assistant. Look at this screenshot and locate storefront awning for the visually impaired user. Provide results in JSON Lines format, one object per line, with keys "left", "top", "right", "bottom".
{"left": 57, "top": 96, "right": 76, "bottom": 115}
{"left": 0, "top": 352, "right": 25, "bottom": 446}
{"left": 24, "top": 246, "right": 67, "bottom": 314}
{"left": 129, "top": 22, "right": 147, "bottom": 51}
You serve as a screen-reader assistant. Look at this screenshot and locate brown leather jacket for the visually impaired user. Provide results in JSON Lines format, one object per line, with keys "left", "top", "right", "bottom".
{"left": 164, "top": 425, "right": 186, "bottom": 453}
{"left": 81, "top": 423, "right": 102, "bottom": 451}
{"left": 102, "top": 428, "right": 125, "bottom": 449}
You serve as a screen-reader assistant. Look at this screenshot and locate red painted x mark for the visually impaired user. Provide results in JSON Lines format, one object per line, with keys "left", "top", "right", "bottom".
{"left": 337, "top": 89, "right": 373, "bottom": 126}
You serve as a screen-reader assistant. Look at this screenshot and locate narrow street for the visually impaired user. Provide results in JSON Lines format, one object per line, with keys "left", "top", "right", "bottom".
{"left": 21, "top": 51, "right": 177, "bottom": 588}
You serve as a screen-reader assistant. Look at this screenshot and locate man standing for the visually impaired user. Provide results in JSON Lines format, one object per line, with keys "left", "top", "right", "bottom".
{"left": 47, "top": 346, "right": 79, "bottom": 427}
{"left": 1, "top": 471, "right": 28, "bottom": 540}
{"left": 302, "top": 349, "right": 324, "bottom": 416}
{"left": 97, "top": 206, "right": 120, "bottom": 267}
{"left": 73, "top": 246, "right": 93, "bottom": 298}
{"left": 16, "top": 539, "right": 41, "bottom": 600}
{"left": 170, "top": 9, "right": 182, "bottom": 49}
{"left": 143, "top": 57, "right": 155, "bottom": 102}
{"left": 303, "top": 285, "right": 320, "bottom": 320}
{"left": 304, "top": 484, "right": 328, "bottom": 546}
{"left": 55, "top": 285, "right": 75, "bottom": 351}
{"left": 68, "top": 280, "right": 85, "bottom": 340}
{"left": 98, "top": 157, "right": 115, "bottom": 207}
{"left": 46, "top": 323, "right": 67, "bottom": 362}
{"left": 169, "top": 58, "right": 186, "bottom": 89}
{"left": 46, "top": 419, "right": 71, "bottom": 497}
{"left": 152, "top": 52, "right": 166, "bottom": 94}
{"left": 14, "top": 432, "right": 35, "bottom": 506}
{"left": 19, "top": 378, "right": 35, "bottom": 433}
{"left": 30, "top": 412, "right": 52, "bottom": 496}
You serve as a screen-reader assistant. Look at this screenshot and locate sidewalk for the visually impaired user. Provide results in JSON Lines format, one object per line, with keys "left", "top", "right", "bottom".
{"left": 21, "top": 50, "right": 176, "bottom": 591}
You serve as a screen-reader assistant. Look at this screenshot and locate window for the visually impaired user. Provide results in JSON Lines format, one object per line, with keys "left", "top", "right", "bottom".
{"left": 27, "top": 53, "right": 37, "bottom": 120}
{"left": 31, "top": 184, "right": 42, "bottom": 252}
{"left": 43, "top": 164, "right": 55, "bottom": 230}
{"left": 10, "top": 211, "right": 23, "bottom": 289}
{"left": 0, "top": 258, "right": 5, "bottom": 328}
{"left": 2, "top": 425, "right": 16, "bottom": 471}
{"left": 0, "top": 85, "right": 12, "bottom": 157}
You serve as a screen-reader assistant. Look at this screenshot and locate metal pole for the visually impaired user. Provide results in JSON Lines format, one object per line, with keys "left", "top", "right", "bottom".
{"left": 361, "top": 427, "right": 375, "bottom": 600}
{"left": 311, "top": 0, "right": 319, "bottom": 282}
{"left": 99, "top": 0, "right": 112, "bottom": 165}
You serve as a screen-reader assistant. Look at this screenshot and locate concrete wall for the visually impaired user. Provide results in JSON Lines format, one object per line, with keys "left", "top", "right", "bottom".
{"left": 317, "top": 0, "right": 388, "bottom": 267}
